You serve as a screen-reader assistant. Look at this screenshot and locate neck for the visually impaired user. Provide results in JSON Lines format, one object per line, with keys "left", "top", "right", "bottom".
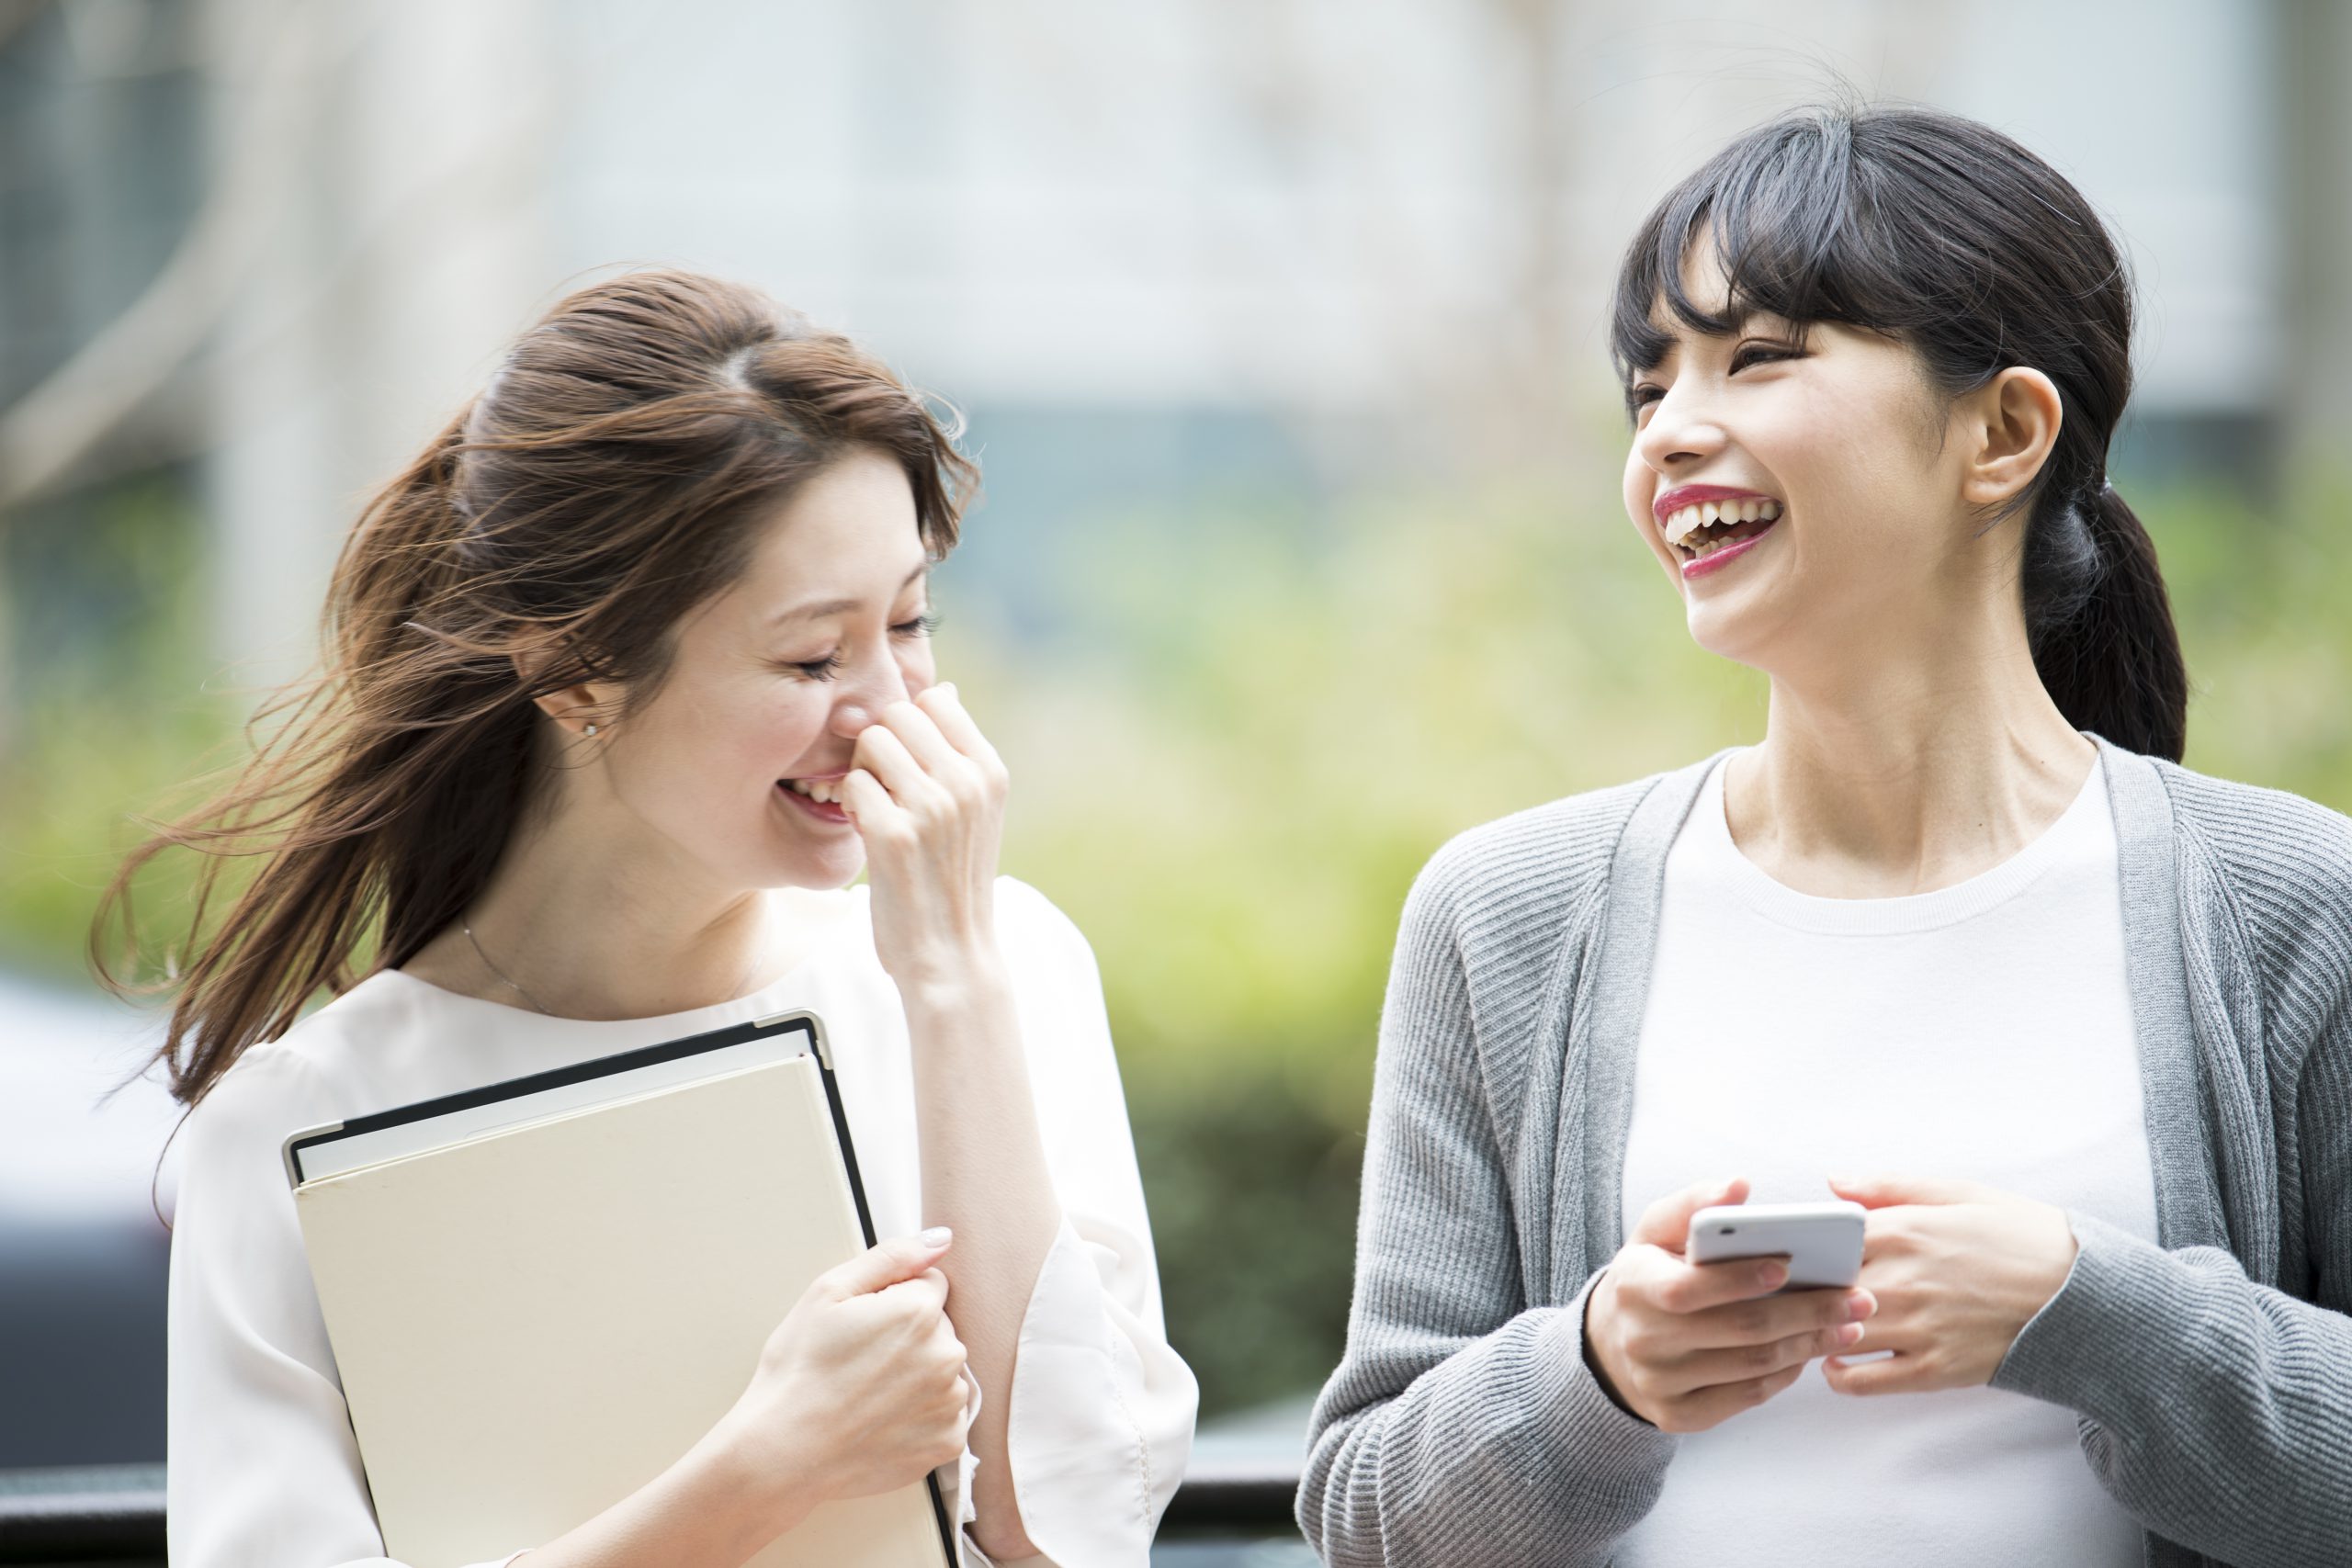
{"left": 1726, "top": 601, "right": 2097, "bottom": 898}
{"left": 423, "top": 792, "right": 833, "bottom": 1021}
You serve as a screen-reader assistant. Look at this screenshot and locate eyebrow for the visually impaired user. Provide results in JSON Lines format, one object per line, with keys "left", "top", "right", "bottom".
{"left": 1657, "top": 304, "right": 1768, "bottom": 346}
{"left": 767, "top": 562, "right": 930, "bottom": 626}
{"left": 1623, "top": 305, "right": 1795, "bottom": 378}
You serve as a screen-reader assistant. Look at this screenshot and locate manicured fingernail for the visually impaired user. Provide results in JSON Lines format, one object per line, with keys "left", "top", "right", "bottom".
{"left": 1838, "top": 1322, "right": 1865, "bottom": 1348}
{"left": 920, "top": 1225, "right": 953, "bottom": 1247}
{"left": 1848, "top": 1291, "right": 1875, "bottom": 1321}
{"left": 1758, "top": 1262, "right": 1789, "bottom": 1289}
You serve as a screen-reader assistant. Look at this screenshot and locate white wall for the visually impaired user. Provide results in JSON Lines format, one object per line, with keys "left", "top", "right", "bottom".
{"left": 201, "top": 0, "right": 560, "bottom": 683}
{"left": 198, "top": 0, "right": 2287, "bottom": 672}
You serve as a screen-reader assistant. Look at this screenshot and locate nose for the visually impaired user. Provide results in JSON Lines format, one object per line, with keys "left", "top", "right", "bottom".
{"left": 828, "top": 648, "right": 916, "bottom": 739}
{"left": 1634, "top": 374, "right": 1728, "bottom": 479}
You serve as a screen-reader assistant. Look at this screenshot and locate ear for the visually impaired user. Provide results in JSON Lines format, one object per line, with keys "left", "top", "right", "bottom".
{"left": 1956, "top": 367, "right": 2064, "bottom": 509}
{"left": 528, "top": 682, "right": 622, "bottom": 739}
{"left": 511, "top": 644, "right": 624, "bottom": 739}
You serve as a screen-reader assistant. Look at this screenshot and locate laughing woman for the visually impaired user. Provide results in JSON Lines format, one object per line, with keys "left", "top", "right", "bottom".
{"left": 114, "top": 271, "right": 1195, "bottom": 1568}
{"left": 1301, "top": 107, "right": 2352, "bottom": 1566}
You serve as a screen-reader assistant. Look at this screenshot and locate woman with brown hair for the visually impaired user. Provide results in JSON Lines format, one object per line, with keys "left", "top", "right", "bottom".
{"left": 111, "top": 270, "right": 1196, "bottom": 1567}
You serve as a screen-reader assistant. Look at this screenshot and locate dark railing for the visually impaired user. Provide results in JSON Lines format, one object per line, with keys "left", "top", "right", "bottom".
{"left": 0, "top": 1465, "right": 164, "bottom": 1565}
{"left": 0, "top": 1462, "right": 1304, "bottom": 1565}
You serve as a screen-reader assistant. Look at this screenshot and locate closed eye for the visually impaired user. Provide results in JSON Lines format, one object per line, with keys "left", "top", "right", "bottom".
{"left": 1730, "top": 342, "right": 1802, "bottom": 374}
{"left": 778, "top": 611, "right": 939, "bottom": 681}
{"left": 786, "top": 651, "right": 846, "bottom": 681}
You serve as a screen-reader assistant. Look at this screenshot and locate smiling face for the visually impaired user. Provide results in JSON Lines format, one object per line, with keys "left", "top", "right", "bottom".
{"left": 559, "top": 446, "right": 937, "bottom": 896}
{"left": 1620, "top": 246, "right": 1980, "bottom": 676}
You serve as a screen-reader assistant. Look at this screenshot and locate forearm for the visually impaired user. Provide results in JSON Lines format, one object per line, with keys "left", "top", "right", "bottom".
{"left": 1304, "top": 1275, "right": 1676, "bottom": 1568}
{"left": 518, "top": 1418, "right": 812, "bottom": 1568}
{"left": 1991, "top": 1212, "right": 2352, "bottom": 1565}
{"left": 904, "top": 954, "right": 1065, "bottom": 1561}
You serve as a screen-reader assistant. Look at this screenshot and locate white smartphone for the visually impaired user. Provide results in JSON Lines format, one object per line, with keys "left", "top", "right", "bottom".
{"left": 1685, "top": 1200, "right": 1867, "bottom": 1292}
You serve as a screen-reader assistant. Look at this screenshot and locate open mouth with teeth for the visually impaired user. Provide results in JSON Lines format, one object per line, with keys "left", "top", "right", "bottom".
{"left": 1661, "top": 497, "right": 1783, "bottom": 563}
{"left": 778, "top": 774, "right": 852, "bottom": 824}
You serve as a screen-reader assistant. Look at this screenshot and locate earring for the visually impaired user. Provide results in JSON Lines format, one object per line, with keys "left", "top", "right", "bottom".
{"left": 583, "top": 723, "right": 599, "bottom": 738}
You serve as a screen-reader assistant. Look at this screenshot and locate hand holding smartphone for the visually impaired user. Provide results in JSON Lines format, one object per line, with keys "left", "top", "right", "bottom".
{"left": 1685, "top": 1200, "right": 1867, "bottom": 1292}
{"left": 1582, "top": 1179, "right": 1877, "bottom": 1434}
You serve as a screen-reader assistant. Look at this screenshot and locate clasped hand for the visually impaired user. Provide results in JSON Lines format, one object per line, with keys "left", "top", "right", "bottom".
{"left": 1584, "top": 1174, "right": 2078, "bottom": 1433}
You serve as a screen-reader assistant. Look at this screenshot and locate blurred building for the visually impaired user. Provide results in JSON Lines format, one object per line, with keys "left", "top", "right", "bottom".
{"left": 5, "top": 0, "right": 2346, "bottom": 699}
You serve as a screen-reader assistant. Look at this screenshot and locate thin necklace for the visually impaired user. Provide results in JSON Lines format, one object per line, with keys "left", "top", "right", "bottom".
{"left": 460, "top": 913, "right": 772, "bottom": 1018}
{"left": 462, "top": 918, "right": 555, "bottom": 1016}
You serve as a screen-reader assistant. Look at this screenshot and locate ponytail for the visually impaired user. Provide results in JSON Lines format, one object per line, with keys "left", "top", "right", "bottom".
{"left": 2022, "top": 479, "right": 2188, "bottom": 763}
{"left": 89, "top": 404, "right": 541, "bottom": 1105}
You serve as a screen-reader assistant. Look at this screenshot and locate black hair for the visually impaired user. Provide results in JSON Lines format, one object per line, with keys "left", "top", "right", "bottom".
{"left": 1611, "top": 105, "right": 2188, "bottom": 761}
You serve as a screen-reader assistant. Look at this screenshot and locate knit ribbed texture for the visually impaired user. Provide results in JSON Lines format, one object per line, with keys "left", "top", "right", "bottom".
{"left": 1300, "top": 739, "right": 2352, "bottom": 1568}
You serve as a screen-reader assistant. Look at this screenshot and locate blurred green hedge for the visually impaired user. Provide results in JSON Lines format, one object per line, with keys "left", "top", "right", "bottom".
{"left": 6, "top": 470, "right": 2349, "bottom": 1422}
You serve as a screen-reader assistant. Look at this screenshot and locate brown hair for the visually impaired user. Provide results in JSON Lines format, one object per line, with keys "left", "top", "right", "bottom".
{"left": 93, "top": 269, "right": 977, "bottom": 1108}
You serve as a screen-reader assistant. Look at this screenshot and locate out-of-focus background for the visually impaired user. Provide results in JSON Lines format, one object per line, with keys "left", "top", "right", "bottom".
{"left": 5, "top": 0, "right": 2351, "bottom": 1558}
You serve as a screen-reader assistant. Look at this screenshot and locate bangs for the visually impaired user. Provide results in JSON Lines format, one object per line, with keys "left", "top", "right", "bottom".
{"left": 1611, "top": 110, "right": 1921, "bottom": 394}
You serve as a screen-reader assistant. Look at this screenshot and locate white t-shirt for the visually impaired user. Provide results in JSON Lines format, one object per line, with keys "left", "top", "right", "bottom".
{"left": 1615, "top": 753, "right": 2157, "bottom": 1566}
{"left": 165, "top": 876, "right": 1196, "bottom": 1568}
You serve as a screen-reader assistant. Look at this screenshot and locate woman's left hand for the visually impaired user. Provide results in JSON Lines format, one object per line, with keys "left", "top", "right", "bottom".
{"left": 840, "top": 683, "right": 1010, "bottom": 995}
{"left": 1817, "top": 1174, "right": 2079, "bottom": 1396}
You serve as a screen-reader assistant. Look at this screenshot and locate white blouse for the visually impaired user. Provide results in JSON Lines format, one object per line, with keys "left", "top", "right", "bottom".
{"left": 165, "top": 876, "right": 1198, "bottom": 1568}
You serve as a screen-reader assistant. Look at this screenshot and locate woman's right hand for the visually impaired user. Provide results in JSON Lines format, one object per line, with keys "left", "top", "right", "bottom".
{"left": 716, "top": 1227, "right": 971, "bottom": 1514}
{"left": 1582, "top": 1178, "right": 1877, "bottom": 1434}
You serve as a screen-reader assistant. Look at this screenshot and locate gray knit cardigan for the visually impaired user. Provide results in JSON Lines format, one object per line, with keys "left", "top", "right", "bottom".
{"left": 1300, "top": 738, "right": 2352, "bottom": 1567}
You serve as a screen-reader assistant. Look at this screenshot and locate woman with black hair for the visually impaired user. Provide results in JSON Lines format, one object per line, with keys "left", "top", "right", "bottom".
{"left": 1301, "top": 107, "right": 2352, "bottom": 1566}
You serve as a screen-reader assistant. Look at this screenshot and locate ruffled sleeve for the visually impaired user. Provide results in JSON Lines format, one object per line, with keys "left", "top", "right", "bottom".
{"left": 165, "top": 1045, "right": 523, "bottom": 1568}
{"left": 977, "top": 881, "right": 1199, "bottom": 1566}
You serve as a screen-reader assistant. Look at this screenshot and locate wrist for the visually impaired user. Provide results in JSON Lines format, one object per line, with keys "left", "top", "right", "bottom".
{"left": 1580, "top": 1270, "right": 1645, "bottom": 1422}
{"left": 2030, "top": 1201, "right": 2081, "bottom": 1313}
{"left": 891, "top": 942, "right": 1014, "bottom": 1017}
{"left": 692, "top": 1410, "right": 823, "bottom": 1543}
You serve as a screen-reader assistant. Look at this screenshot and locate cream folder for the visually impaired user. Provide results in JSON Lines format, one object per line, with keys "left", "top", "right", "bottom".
{"left": 283, "top": 1010, "right": 956, "bottom": 1568}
